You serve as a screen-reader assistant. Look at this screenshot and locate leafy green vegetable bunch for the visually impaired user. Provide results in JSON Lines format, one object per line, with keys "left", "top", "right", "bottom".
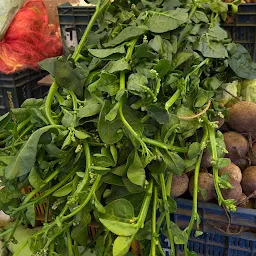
{"left": 0, "top": 0, "right": 255, "bottom": 255}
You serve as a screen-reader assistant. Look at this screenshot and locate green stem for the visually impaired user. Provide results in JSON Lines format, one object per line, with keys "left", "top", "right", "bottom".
{"left": 165, "top": 173, "right": 173, "bottom": 197}
{"left": 63, "top": 175, "right": 102, "bottom": 221}
{"left": 74, "top": 242, "right": 79, "bottom": 256}
{"left": 49, "top": 242, "right": 54, "bottom": 256}
{"left": 165, "top": 89, "right": 181, "bottom": 112}
{"left": 67, "top": 228, "right": 74, "bottom": 256}
{"left": 17, "top": 124, "right": 33, "bottom": 141}
{"left": 17, "top": 118, "right": 31, "bottom": 132}
{"left": 160, "top": 174, "right": 175, "bottom": 256}
{"left": 150, "top": 186, "right": 158, "bottom": 256}
{"left": 156, "top": 213, "right": 165, "bottom": 234}
{"left": 157, "top": 242, "right": 166, "bottom": 256}
{"left": 184, "top": 125, "right": 208, "bottom": 256}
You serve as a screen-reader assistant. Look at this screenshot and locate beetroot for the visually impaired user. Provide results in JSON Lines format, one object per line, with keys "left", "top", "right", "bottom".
{"left": 171, "top": 173, "right": 189, "bottom": 198}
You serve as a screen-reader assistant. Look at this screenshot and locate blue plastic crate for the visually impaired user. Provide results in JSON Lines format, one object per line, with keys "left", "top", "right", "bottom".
{"left": 161, "top": 199, "right": 256, "bottom": 256}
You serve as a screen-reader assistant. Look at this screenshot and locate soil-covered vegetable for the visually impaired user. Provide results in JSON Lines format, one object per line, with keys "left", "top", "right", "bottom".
{"left": 0, "top": 0, "right": 255, "bottom": 255}
{"left": 219, "top": 163, "right": 242, "bottom": 184}
{"left": 189, "top": 173, "right": 215, "bottom": 202}
{"left": 228, "top": 101, "right": 256, "bottom": 133}
{"left": 241, "top": 166, "right": 256, "bottom": 198}
{"left": 223, "top": 131, "right": 248, "bottom": 162}
{"left": 221, "top": 182, "right": 243, "bottom": 202}
{"left": 250, "top": 143, "right": 256, "bottom": 165}
{"left": 171, "top": 173, "right": 189, "bottom": 198}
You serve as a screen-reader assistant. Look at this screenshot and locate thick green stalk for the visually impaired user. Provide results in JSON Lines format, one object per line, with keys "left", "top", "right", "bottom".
{"left": 160, "top": 174, "right": 175, "bottom": 256}
{"left": 45, "top": 0, "right": 110, "bottom": 125}
{"left": 150, "top": 186, "right": 158, "bottom": 256}
{"left": 165, "top": 89, "right": 181, "bottom": 112}
{"left": 67, "top": 228, "right": 74, "bottom": 256}
{"left": 184, "top": 126, "right": 208, "bottom": 256}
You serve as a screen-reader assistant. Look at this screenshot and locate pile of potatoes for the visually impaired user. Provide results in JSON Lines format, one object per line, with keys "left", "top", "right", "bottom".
{"left": 171, "top": 101, "right": 256, "bottom": 209}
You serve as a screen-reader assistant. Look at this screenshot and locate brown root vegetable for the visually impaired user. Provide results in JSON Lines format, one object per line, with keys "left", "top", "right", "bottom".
{"left": 201, "top": 149, "right": 212, "bottom": 169}
{"left": 224, "top": 131, "right": 248, "bottom": 161}
{"left": 241, "top": 166, "right": 256, "bottom": 198}
{"left": 237, "top": 193, "right": 252, "bottom": 208}
{"left": 170, "top": 173, "right": 189, "bottom": 198}
{"left": 233, "top": 158, "right": 249, "bottom": 171}
{"left": 189, "top": 172, "right": 215, "bottom": 202}
{"left": 250, "top": 143, "right": 256, "bottom": 166}
{"left": 228, "top": 101, "right": 256, "bottom": 133}
{"left": 221, "top": 182, "right": 243, "bottom": 202}
{"left": 219, "top": 163, "right": 242, "bottom": 184}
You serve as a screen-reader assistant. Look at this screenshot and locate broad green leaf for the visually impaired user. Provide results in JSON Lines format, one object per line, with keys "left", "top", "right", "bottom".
{"left": 127, "top": 151, "right": 146, "bottom": 187}
{"left": 26, "top": 205, "right": 36, "bottom": 227}
{"left": 28, "top": 168, "right": 44, "bottom": 189}
{"left": 161, "top": 150, "right": 185, "bottom": 176}
{"left": 98, "top": 101, "right": 123, "bottom": 144}
{"left": 133, "top": 43, "right": 158, "bottom": 59}
{"left": 172, "top": 52, "right": 193, "bottom": 69}
{"left": 94, "top": 194, "right": 106, "bottom": 213}
{"left": 104, "top": 59, "right": 131, "bottom": 74}
{"left": 228, "top": 43, "right": 256, "bottom": 80}
{"left": 77, "top": 99, "right": 102, "bottom": 118}
{"left": 52, "top": 182, "right": 73, "bottom": 197}
{"left": 5, "top": 126, "right": 59, "bottom": 180}
{"left": 191, "top": 11, "right": 209, "bottom": 23}
{"left": 96, "top": 72, "right": 119, "bottom": 96}
{"left": 167, "top": 195, "right": 177, "bottom": 213}
{"left": 145, "top": 9, "right": 188, "bottom": 33}
{"left": 113, "top": 236, "right": 133, "bottom": 256}
{"left": 171, "top": 222, "right": 188, "bottom": 244}
{"left": 105, "top": 102, "right": 120, "bottom": 121}
{"left": 61, "top": 111, "right": 74, "bottom": 128}
{"left": 127, "top": 73, "right": 149, "bottom": 99}
{"left": 123, "top": 177, "right": 144, "bottom": 193}
{"left": 149, "top": 35, "right": 163, "bottom": 53}
{"left": 74, "top": 130, "right": 90, "bottom": 140}
{"left": 208, "top": 24, "right": 228, "bottom": 41}
{"left": 99, "top": 218, "right": 137, "bottom": 236}
{"left": 146, "top": 105, "right": 169, "bottom": 124}
{"left": 102, "top": 174, "right": 124, "bottom": 186}
{"left": 0, "top": 156, "right": 15, "bottom": 166}
{"left": 38, "top": 57, "right": 58, "bottom": 76}
{"left": 111, "top": 165, "right": 126, "bottom": 177}
{"left": 88, "top": 45, "right": 126, "bottom": 58}
{"left": 214, "top": 158, "right": 231, "bottom": 169}
{"left": 71, "top": 224, "right": 88, "bottom": 246}
{"left": 103, "top": 26, "right": 148, "bottom": 48}
{"left": 188, "top": 142, "right": 200, "bottom": 160}
{"left": 154, "top": 59, "right": 172, "bottom": 78}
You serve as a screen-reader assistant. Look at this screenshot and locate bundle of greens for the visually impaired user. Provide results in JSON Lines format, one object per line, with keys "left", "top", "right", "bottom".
{"left": 0, "top": 0, "right": 256, "bottom": 255}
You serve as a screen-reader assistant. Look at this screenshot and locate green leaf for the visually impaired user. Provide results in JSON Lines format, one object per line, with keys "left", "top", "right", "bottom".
{"left": 26, "top": 205, "right": 36, "bottom": 227}
{"left": 123, "top": 178, "right": 144, "bottom": 193}
{"left": 52, "top": 182, "right": 73, "bottom": 197}
{"left": 74, "top": 130, "right": 91, "bottom": 140}
{"left": 77, "top": 99, "right": 102, "bottom": 118}
{"left": 112, "top": 165, "right": 126, "bottom": 177}
{"left": 104, "top": 59, "right": 131, "bottom": 74}
{"left": 99, "top": 218, "right": 137, "bottom": 236}
{"left": 161, "top": 150, "right": 185, "bottom": 176}
{"left": 94, "top": 194, "right": 106, "bottom": 214}
{"left": 28, "top": 168, "right": 44, "bottom": 189}
{"left": 208, "top": 24, "right": 228, "bottom": 41}
{"left": 154, "top": 59, "right": 172, "bottom": 78}
{"left": 88, "top": 45, "right": 126, "bottom": 58}
{"left": 96, "top": 72, "right": 119, "bottom": 96}
{"left": 188, "top": 142, "right": 200, "bottom": 160}
{"left": 0, "top": 112, "right": 11, "bottom": 130}
{"left": 127, "top": 73, "right": 148, "bottom": 99}
{"left": 54, "top": 57, "right": 83, "bottom": 97}
{"left": 61, "top": 111, "right": 74, "bottom": 128}
{"left": 219, "top": 172, "right": 233, "bottom": 189}
{"left": 194, "top": 230, "right": 203, "bottom": 237}
{"left": 133, "top": 43, "right": 158, "bottom": 59}
{"left": 191, "top": 11, "right": 209, "bottom": 23}
{"left": 171, "top": 222, "right": 188, "bottom": 244}
{"left": 228, "top": 43, "right": 256, "bottom": 80}
{"left": 71, "top": 224, "right": 88, "bottom": 246}
{"left": 172, "top": 52, "right": 193, "bottom": 69}
{"left": 127, "top": 150, "right": 146, "bottom": 187}
{"left": 146, "top": 105, "right": 169, "bottom": 124}
{"left": 113, "top": 236, "right": 133, "bottom": 256}
{"left": 214, "top": 158, "right": 231, "bottom": 169}
{"left": 5, "top": 126, "right": 59, "bottom": 179}
{"left": 98, "top": 101, "right": 123, "bottom": 144}
{"left": 145, "top": 9, "right": 188, "bottom": 33}
{"left": 102, "top": 174, "right": 124, "bottom": 186}
{"left": 103, "top": 26, "right": 148, "bottom": 48}
{"left": 167, "top": 196, "right": 177, "bottom": 213}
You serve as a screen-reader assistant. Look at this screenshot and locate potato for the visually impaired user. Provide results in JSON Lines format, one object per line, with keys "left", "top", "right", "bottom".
{"left": 201, "top": 149, "right": 212, "bottom": 169}
{"left": 224, "top": 131, "right": 248, "bottom": 162}
{"left": 170, "top": 173, "right": 189, "bottom": 198}
{"left": 221, "top": 182, "right": 243, "bottom": 202}
{"left": 189, "top": 172, "right": 215, "bottom": 202}
{"left": 241, "top": 166, "right": 256, "bottom": 198}
{"left": 228, "top": 101, "right": 256, "bottom": 133}
{"left": 250, "top": 143, "right": 256, "bottom": 166}
{"left": 219, "top": 163, "right": 242, "bottom": 184}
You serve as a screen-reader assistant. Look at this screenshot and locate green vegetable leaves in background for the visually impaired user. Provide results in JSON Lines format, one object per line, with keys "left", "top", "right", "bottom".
{"left": 145, "top": 9, "right": 188, "bottom": 33}
{"left": 113, "top": 236, "right": 133, "bottom": 256}
{"left": 28, "top": 168, "right": 44, "bottom": 189}
{"left": 88, "top": 45, "right": 126, "bottom": 58}
{"left": 26, "top": 205, "right": 36, "bottom": 227}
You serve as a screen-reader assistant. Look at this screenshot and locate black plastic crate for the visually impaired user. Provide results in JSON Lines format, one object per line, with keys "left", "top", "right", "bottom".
{"left": 161, "top": 199, "right": 256, "bottom": 256}
{"left": 57, "top": 3, "right": 96, "bottom": 54}
{"left": 223, "top": 3, "right": 256, "bottom": 61}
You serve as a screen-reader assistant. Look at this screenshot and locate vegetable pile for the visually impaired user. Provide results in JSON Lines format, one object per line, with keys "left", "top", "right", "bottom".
{"left": 1, "top": 0, "right": 256, "bottom": 255}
